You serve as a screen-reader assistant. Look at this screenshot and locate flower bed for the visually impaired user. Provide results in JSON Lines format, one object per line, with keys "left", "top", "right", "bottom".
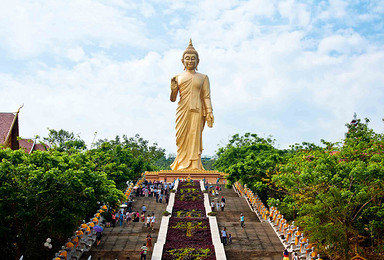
{"left": 173, "top": 209, "right": 204, "bottom": 218}
{"left": 162, "top": 181, "right": 215, "bottom": 260}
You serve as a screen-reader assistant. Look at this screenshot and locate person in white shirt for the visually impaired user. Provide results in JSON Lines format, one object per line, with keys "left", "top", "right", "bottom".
{"left": 150, "top": 213, "right": 156, "bottom": 230}
{"left": 221, "top": 227, "right": 227, "bottom": 245}
{"left": 146, "top": 215, "right": 151, "bottom": 230}
{"left": 221, "top": 201, "right": 225, "bottom": 211}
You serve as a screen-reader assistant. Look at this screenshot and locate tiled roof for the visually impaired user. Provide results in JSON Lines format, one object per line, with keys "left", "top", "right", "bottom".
{"left": 19, "top": 138, "right": 34, "bottom": 153}
{"left": 0, "top": 113, "right": 16, "bottom": 144}
{"left": 33, "top": 143, "right": 48, "bottom": 152}
{"left": 19, "top": 139, "right": 49, "bottom": 153}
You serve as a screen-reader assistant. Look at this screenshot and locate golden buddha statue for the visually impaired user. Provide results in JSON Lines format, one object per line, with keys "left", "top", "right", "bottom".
{"left": 170, "top": 39, "right": 214, "bottom": 170}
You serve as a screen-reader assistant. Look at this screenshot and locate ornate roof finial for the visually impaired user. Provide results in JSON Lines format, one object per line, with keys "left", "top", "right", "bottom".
{"left": 351, "top": 112, "right": 358, "bottom": 126}
{"left": 16, "top": 104, "right": 24, "bottom": 114}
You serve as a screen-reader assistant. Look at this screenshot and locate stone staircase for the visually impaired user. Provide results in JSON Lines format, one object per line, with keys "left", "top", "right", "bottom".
{"left": 209, "top": 185, "right": 284, "bottom": 260}
{"left": 81, "top": 195, "right": 167, "bottom": 260}
{"left": 81, "top": 183, "right": 284, "bottom": 260}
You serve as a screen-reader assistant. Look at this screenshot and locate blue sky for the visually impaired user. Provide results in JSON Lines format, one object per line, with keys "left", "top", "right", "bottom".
{"left": 1, "top": 0, "right": 384, "bottom": 155}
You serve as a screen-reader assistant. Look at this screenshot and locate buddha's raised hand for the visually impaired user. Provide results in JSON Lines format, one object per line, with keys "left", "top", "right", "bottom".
{"left": 171, "top": 76, "right": 178, "bottom": 90}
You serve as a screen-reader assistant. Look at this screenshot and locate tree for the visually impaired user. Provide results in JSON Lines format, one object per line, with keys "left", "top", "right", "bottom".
{"left": 271, "top": 119, "right": 384, "bottom": 259}
{"left": 214, "top": 133, "right": 289, "bottom": 202}
{"left": 0, "top": 148, "right": 123, "bottom": 259}
{"left": 0, "top": 131, "right": 166, "bottom": 259}
{"left": 214, "top": 120, "right": 384, "bottom": 259}
{"left": 154, "top": 154, "right": 175, "bottom": 170}
{"left": 43, "top": 129, "right": 86, "bottom": 152}
{"left": 91, "top": 134, "right": 165, "bottom": 189}
{"left": 201, "top": 155, "right": 217, "bottom": 170}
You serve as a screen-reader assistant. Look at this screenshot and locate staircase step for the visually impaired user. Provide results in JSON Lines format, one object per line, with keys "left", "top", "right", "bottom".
{"left": 211, "top": 185, "right": 284, "bottom": 260}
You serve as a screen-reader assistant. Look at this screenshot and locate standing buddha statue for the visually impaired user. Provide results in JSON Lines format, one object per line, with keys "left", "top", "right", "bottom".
{"left": 170, "top": 39, "right": 214, "bottom": 170}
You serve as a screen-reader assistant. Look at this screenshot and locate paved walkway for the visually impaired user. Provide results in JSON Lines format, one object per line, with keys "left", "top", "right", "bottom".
{"left": 81, "top": 195, "right": 167, "bottom": 260}
{"left": 209, "top": 185, "right": 284, "bottom": 260}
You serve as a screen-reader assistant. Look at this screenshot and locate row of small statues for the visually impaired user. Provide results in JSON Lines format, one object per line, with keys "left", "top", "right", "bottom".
{"left": 50, "top": 177, "right": 143, "bottom": 260}
{"left": 52, "top": 206, "right": 106, "bottom": 260}
{"left": 235, "top": 183, "right": 323, "bottom": 260}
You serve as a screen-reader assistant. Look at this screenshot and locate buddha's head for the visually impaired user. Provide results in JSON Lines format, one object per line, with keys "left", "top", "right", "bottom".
{"left": 182, "top": 39, "right": 199, "bottom": 70}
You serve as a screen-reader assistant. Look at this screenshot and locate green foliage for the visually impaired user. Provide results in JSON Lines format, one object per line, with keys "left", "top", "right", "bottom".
{"left": 215, "top": 121, "right": 384, "bottom": 259}
{"left": 0, "top": 130, "right": 166, "bottom": 259}
{"left": 90, "top": 134, "right": 165, "bottom": 190}
{"left": 201, "top": 156, "right": 216, "bottom": 170}
{"left": 272, "top": 119, "right": 384, "bottom": 259}
{"left": 95, "top": 134, "right": 165, "bottom": 165}
{"left": 162, "top": 211, "right": 171, "bottom": 216}
{"left": 154, "top": 154, "right": 174, "bottom": 170}
{"left": 154, "top": 154, "right": 216, "bottom": 170}
{"left": 43, "top": 129, "right": 86, "bottom": 152}
{"left": 214, "top": 133, "right": 289, "bottom": 202}
{"left": 0, "top": 148, "right": 123, "bottom": 259}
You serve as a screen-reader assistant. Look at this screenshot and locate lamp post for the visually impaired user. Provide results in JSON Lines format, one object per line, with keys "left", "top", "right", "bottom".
{"left": 44, "top": 238, "right": 52, "bottom": 249}
{"left": 44, "top": 238, "right": 52, "bottom": 259}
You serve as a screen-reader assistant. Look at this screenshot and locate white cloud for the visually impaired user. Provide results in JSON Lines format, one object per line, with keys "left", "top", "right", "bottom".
{"left": 317, "top": 31, "right": 367, "bottom": 55}
{"left": 1, "top": 0, "right": 384, "bottom": 156}
{"left": 0, "top": 0, "right": 149, "bottom": 59}
{"left": 66, "top": 47, "right": 86, "bottom": 62}
{"left": 140, "top": 2, "right": 155, "bottom": 18}
{"left": 317, "top": 0, "right": 348, "bottom": 20}
{"left": 278, "top": 0, "right": 311, "bottom": 27}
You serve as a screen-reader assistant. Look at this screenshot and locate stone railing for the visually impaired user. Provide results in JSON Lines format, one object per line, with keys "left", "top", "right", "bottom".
{"left": 51, "top": 176, "right": 145, "bottom": 260}
{"left": 234, "top": 182, "right": 323, "bottom": 260}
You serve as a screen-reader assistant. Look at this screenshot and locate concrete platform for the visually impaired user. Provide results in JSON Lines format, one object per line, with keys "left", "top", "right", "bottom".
{"left": 145, "top": 170, "right": 226, "bottom": 184}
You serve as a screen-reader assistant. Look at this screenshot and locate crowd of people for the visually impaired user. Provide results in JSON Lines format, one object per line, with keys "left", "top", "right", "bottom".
{"left": 135, "top": 180, "right": 174, "bottom": 202}
{"left": 95, "top": 180, "right": 174, "bottom": 259}
{"left": 207, "top": 182, "right": 234, "bottom": 248}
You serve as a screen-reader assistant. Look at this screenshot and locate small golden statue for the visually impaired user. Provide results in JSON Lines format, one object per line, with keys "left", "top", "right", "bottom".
{"left": 170, "top": 39, "right": 214, "bottom": 170}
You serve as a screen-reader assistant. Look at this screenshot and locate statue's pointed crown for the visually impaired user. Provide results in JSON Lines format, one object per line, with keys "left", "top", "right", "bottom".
{"left": 185, "top": 38, "right": 195, "bottom": 52}
{"left": 183, "top": 38, "right": 199, "bottom": 57}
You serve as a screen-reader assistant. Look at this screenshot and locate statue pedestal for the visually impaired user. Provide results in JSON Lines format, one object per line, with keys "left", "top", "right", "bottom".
{"left": 145, "top": 170, "right": 226, "bottom": 184}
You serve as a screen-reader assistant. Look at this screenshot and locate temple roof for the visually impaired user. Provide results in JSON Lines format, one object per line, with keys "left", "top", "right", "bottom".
{"left": 0, "top": 113, "right": 16, "bottom": 144}
{"left": 19, "top": 138, "right": 48, "bottom": 153}
{"left": 19, "top": 138, "right": 34, "bottom": 153}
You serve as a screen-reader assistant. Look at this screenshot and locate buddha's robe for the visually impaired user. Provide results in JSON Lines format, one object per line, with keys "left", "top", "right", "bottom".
{"left": 170, "top": 72, "right": 213, "bottom": 170}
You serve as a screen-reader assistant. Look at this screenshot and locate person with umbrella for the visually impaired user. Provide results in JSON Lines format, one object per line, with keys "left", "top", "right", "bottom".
{"left": 94, "top": 225, "right": 103, "bottom": 246}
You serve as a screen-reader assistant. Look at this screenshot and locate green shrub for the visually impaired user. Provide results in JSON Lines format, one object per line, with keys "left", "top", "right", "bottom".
{"left": 162, "top": 211, "right": 171, "bottom": 216}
